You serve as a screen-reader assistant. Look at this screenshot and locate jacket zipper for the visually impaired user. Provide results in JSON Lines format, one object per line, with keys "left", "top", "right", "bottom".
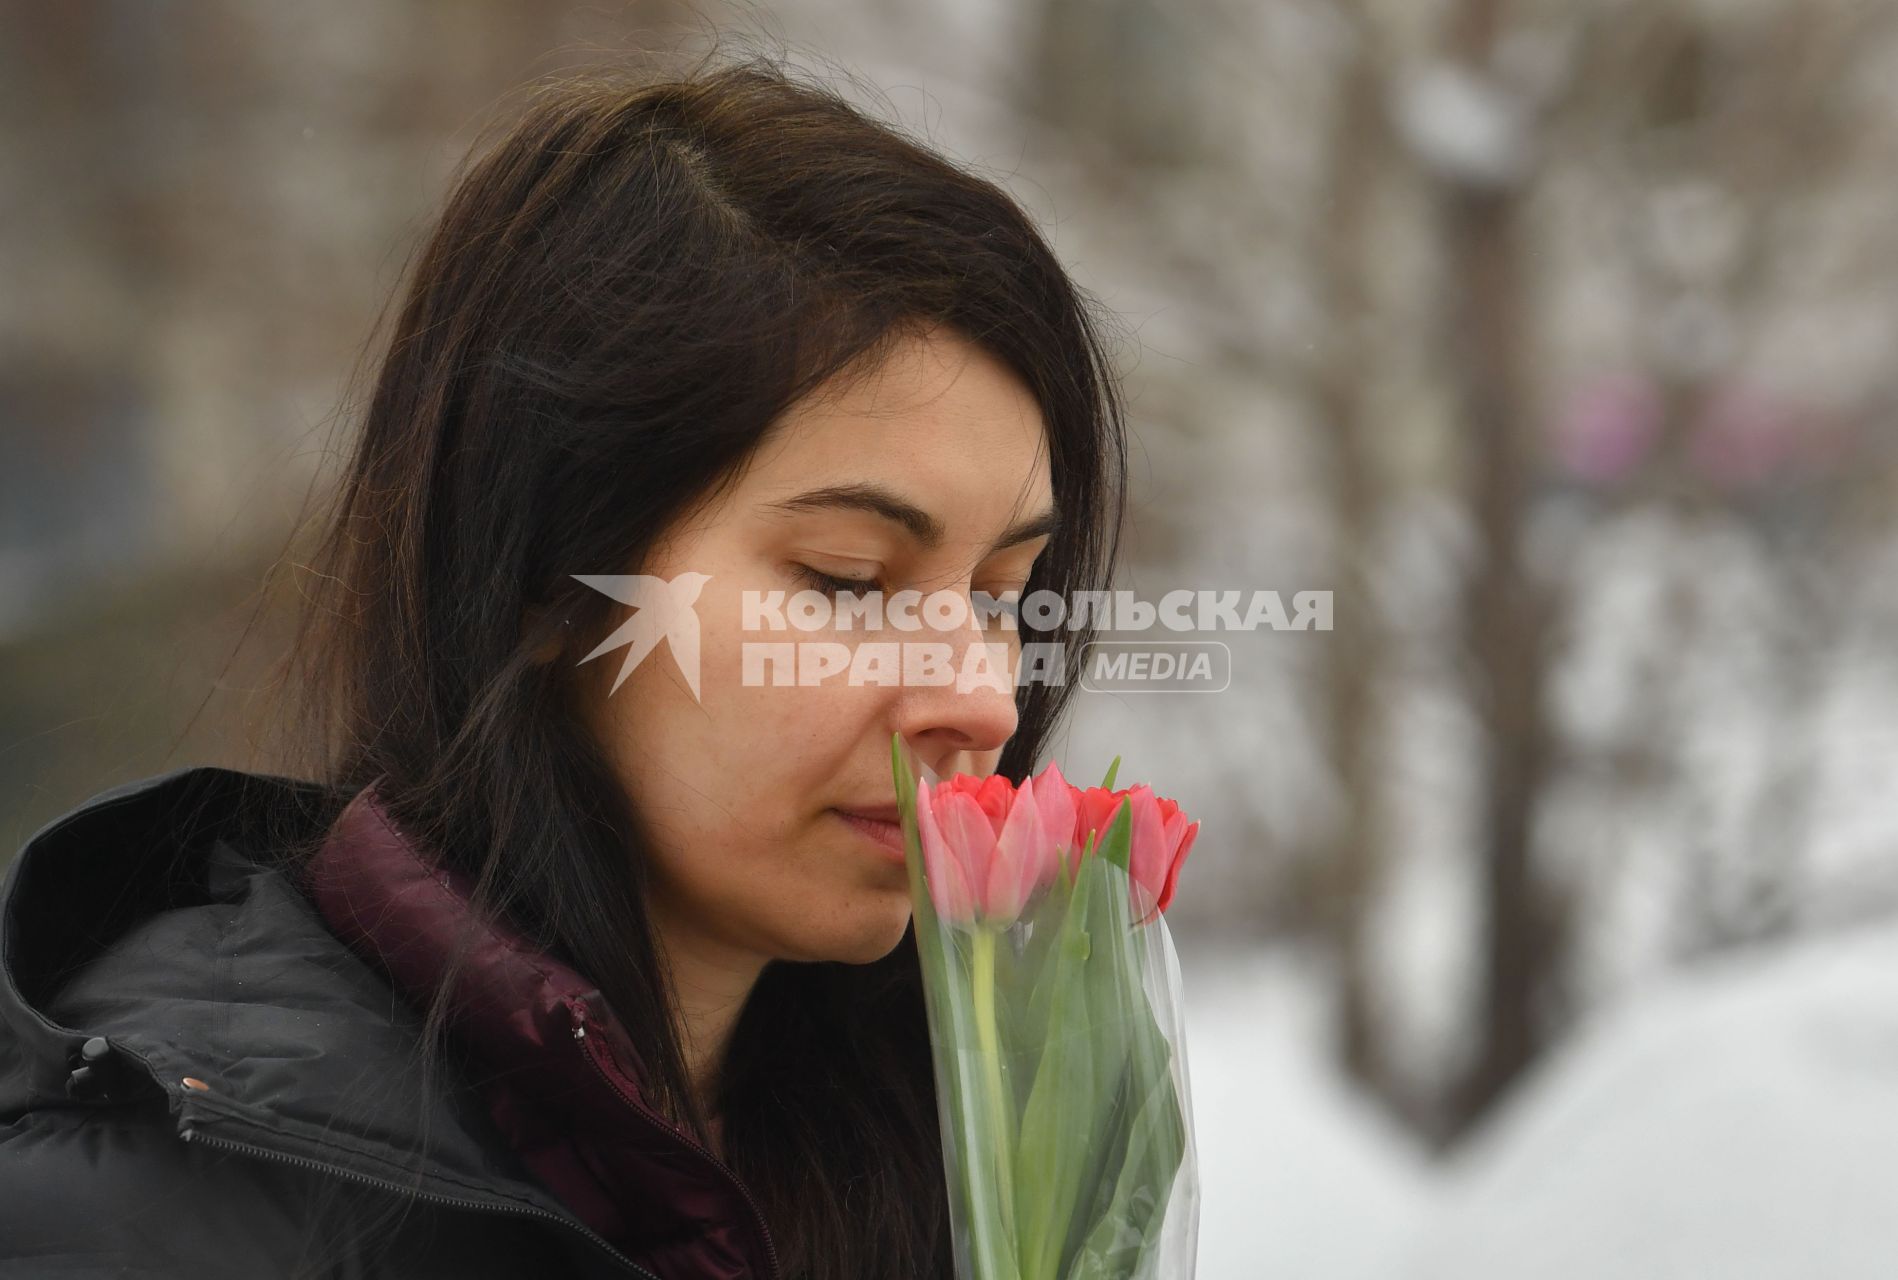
{"left": 565, "top": 999, "right": 785, "bottom": 1280}
{"left": 177, "top": 1121, "right": 662, "bottom": 1280}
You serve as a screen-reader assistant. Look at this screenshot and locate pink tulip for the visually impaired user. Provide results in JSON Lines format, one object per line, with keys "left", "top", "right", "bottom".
{"left": 1072, "top": 784, "right": 1199, "bottom": 926}
{"left": 914, "top": 760, "right": 1198, "bottom": 928}
{"left": 915, "top": 770, "right": 1068, "bottom": 926}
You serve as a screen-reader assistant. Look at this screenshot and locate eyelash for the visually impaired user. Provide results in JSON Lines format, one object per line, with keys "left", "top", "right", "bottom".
{"left": 790, "top": 565, "right": 1024, "bottom": 625}
{"left": 793, "top": 565, "right": 880, "bottom": 597}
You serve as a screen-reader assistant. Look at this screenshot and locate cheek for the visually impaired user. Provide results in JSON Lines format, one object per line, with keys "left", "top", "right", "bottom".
{"left": 577, "top": 563, "right": 912, "bottom": 958}
{"left": 605, "top": 699, "right": 911, "bottom": 953}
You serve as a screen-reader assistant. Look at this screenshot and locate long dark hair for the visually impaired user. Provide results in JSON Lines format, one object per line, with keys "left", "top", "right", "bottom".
{"left": 270, "top": 51, "right": 1127, "bottom": 1279}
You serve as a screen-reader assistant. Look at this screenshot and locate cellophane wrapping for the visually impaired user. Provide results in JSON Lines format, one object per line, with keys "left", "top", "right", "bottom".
{"left": 893, "top": 740, "right": 1200, "bottom": 1280}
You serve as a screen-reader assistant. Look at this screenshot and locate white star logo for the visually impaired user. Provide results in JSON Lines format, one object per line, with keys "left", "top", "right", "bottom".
{"left": 571, "top": 573, "right": 712, "bottom": 702}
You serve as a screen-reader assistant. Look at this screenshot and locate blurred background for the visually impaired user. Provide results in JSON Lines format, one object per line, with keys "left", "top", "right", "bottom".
{"left": 5, "top": 1, "right": 1898, "bottom": 1275}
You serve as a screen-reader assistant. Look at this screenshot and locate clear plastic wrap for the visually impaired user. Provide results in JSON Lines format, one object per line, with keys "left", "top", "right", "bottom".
{"left": 893, "top": 737, "right": 1200, "bottom": 1280}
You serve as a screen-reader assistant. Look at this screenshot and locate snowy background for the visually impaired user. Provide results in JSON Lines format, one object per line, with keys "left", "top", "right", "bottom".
{"left": 1181, "top": 924, "right": 1898, "bottom": 1279}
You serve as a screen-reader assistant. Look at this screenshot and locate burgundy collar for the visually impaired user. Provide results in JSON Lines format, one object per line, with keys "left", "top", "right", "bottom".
{"left": 304, "top": 781, "right": 781, "bottom": 1280}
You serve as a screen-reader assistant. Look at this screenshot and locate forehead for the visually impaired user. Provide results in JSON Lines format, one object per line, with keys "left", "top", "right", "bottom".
{"left": 739, "top": 328, "right": 1054, "bottom": 531}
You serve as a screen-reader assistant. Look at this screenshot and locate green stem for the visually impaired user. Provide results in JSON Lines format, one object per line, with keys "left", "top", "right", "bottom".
{"left": 970, "top": 926, "right": 1020, "bottom": 1272}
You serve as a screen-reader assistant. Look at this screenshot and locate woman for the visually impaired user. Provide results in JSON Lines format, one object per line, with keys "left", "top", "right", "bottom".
{"left": 0, "top": 55, "right": 1127, "bottom": 1279}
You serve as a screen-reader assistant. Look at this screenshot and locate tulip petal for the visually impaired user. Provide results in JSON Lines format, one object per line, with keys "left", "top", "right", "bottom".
{"left": 1125, "top": 785, "right": 1169, "bottom": 924}
{"left": 1074, "top": 787, "right": 1126, "bottom": 865}
{"left": 916, "top": 778, "right": 977, "bottom": 923}
{"left": 940, "top": 791, "right": 1001, "bottom": 864}
{"left": 990, "top": 780, "right": 1047, "bottom": 922}
{"left": 1158, "top": 819, "right": 1197, "bottom": 915}
{"left": 971, "top": 773, "right": 1014, "bottom": 834}
{"left": 1030, "top": 761, "right": 1079, "bottom": 885}
{"left": 939, "top": 792, "right": 1003, "bottom": 920}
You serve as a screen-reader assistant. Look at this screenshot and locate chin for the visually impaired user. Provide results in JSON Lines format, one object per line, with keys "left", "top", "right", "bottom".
{"left": 800, "top": 902, "right": 914, "bottom": 966}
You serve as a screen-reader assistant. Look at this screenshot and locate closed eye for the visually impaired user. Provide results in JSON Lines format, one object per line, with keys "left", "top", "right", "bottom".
{"left": 792, "top": 564, "right": 1023, "bottom": 632}
{"left": 792, "top": 564, "right": 881, "bottom": 598}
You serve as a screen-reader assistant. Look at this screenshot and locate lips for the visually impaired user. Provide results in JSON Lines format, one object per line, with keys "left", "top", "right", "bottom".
{"left": 834, "top": 803, "right": 902, "bottom": 825}
{"left": 831, "top": 807, "right": 906, "bottom": 861}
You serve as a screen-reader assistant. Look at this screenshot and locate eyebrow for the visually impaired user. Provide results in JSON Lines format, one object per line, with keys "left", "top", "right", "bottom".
{"left": 766, "top": 482, "right": 1061, "bottom": 553}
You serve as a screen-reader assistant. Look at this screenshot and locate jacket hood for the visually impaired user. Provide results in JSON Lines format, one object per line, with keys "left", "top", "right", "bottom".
{"left": 0, "top": 766, "right": 776, "bottom": 1280}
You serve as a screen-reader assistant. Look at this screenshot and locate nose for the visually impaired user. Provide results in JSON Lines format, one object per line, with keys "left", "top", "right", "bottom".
{"left": 892, "top": 586, "right": 1021, "bottom": 768}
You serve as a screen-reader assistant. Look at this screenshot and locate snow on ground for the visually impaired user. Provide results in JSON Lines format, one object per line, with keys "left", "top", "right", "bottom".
{"left": 1182, "top": 922, "right": 1898, "bottom": 1278}
{"left": 1408, "top": 918, "right": 1898, "bottom": 1280}
{"left": 1179, "top": 941, "right": 1437, "bottom": 1280}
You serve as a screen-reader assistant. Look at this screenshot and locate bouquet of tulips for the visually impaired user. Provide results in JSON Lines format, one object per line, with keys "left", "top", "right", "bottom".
{"left": 891, "top": 734, "right": 1201, "bottom": 1280}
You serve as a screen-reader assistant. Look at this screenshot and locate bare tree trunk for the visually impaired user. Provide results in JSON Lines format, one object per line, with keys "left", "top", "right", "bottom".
{"left": 1437, "top": 0, "right": 1564, "bottom": 1129}
{"left": 1310, "top": 10, "right": 1392, "bottom": 1101}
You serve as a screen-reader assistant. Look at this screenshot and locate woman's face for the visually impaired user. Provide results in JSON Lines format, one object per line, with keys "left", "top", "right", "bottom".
{"left": 579, "top": 325, "right": 1057, "bottom": 969}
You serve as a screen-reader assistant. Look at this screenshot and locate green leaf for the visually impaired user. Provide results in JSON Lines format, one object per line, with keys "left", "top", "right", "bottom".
{"left": 1098, "top": 756, "right": 1121, "bottom": 790}
{"left": 1061, "top": 879, "right": 1186, "bottom": 1280}
{"left": 1008, "top": 889, "right": 1070, "bottom": 1074}
{"left": 1093, "top": 797, "right": 1135, "bottom": 874}
{"left": 1056, "top": 855, "right": 1138, "bottom": 1265}
{"left": 1011, "top": 853, "right": 1100, "bottom": 1280}
{"left": 1064, "top": 1047, "right": 1185, "bottom": 1280}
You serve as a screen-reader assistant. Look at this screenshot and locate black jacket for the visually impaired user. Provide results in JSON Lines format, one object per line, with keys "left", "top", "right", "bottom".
{"left": 0, "top": 766, "right": 671, "bottom": 1278}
